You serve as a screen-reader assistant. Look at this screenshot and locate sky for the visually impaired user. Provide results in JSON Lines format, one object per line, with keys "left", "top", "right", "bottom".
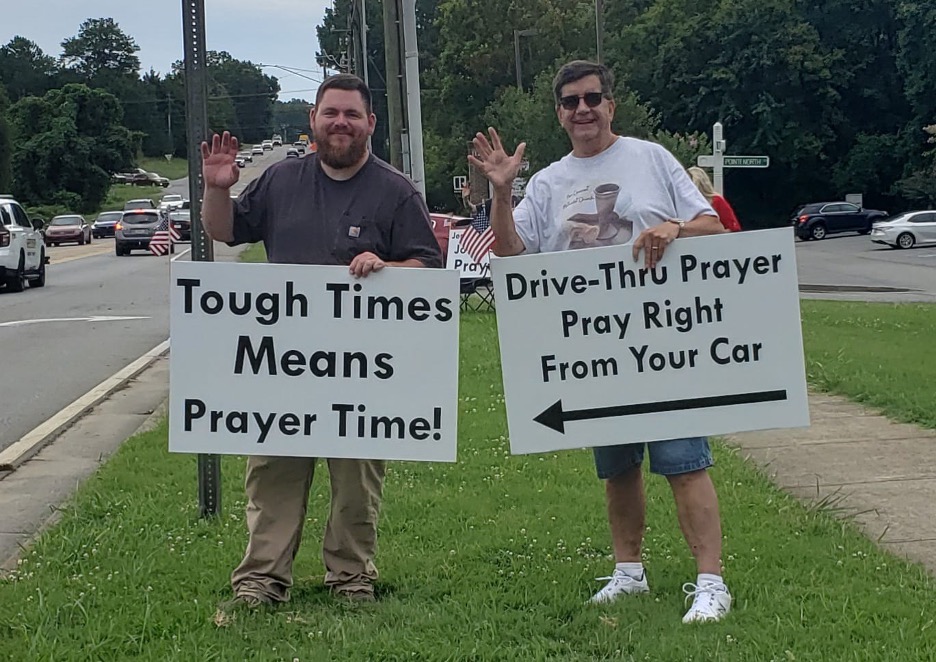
{"left": 1, "top": 0, "right": 334, "bottom": 101}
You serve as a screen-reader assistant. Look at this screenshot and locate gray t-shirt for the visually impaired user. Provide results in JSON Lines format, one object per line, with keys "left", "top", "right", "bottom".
{"left": 514, "top": 137, "right": 715, "bottom": 253}
{"left": 230, "top": 154, "right": 443, "bottom": 268}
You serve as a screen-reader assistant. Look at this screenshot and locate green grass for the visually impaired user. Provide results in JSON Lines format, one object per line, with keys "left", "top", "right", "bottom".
{"left": 137, "top": 156, "right": 190, "bottom": 181}
{"left": 1, "top": 304, "right": 935, "bottom": 660}
{"left": 801, "top": 300, "right": 936, "bottom": 429}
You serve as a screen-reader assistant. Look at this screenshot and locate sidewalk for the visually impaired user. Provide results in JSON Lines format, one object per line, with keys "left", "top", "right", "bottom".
{"left": 727, "top": 392, "right": 936, "bottom": 573}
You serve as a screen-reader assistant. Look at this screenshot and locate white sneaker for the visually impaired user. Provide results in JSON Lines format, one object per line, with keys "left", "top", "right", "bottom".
{"left": 588, "top": 568, "right": 649, "bottom": 604}
{"left": 682, "top": 580, "right": 732, "bottom": 623}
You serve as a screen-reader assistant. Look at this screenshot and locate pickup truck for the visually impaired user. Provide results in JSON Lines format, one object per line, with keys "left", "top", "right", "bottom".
{"left": 112, "top": 168, "right": 170, "bottom": 188}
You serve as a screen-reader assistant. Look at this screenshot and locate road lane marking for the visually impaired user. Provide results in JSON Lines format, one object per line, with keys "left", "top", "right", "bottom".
{"left": 0, "top": 316, "right": 151, "bottom": 328}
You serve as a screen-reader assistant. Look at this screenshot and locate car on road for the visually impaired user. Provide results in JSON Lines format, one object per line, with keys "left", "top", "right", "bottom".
{"left": 0, "top": 194, "right": 46, "bottom": 292}
{"left": 115, "top": 209, "right": 172, "bottom": 256}
{"left": 251, "top": 145, "right": 264, "bottom": 156}
{"left": 262, "top": 140, "right": 273, "bottom": 151}
{"left": 45, "top": 215, "right": 92, "bottom": 246}
{"left": 292, "top": 141, "right": 306, "bottom": 154}
{"left": 272, "top": 134, "right": 283, "bottom": 146}
{"left": 92, "top": 211, "right": 123, "bottom": 238}
{"left": 791, "top": 201, "right": 888, "bottom": 240}
{"left": 124, "top": 199, "right": 157, "bottom": 211}
{"left": 235, "top": 156, "right": 246, "bottom": 168}
{"left": 160, "top": 194, "right": 186, "bottom": 211}
{"left": 238, "top": 151, "right": 253, "bottom": 163}
{"left": 870, "top": 210, "right": 936, "bottom": 249}
{"left": 286, "top": 147, "right": 299, "bottom": 158}
{"left": 169, "top": 210, "right": 191, "bottom": 241}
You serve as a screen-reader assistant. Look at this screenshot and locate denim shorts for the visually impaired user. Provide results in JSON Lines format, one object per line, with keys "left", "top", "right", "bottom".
{"left": 593, "top": 437, "right": 713, "bottom": 479}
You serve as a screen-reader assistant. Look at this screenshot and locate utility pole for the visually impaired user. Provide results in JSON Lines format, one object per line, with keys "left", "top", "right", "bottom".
{"left": 167, "top": 94, "right": 173, "bottom": 152}
{"left": 382, "top": 0, "right": 404, "bottom": 171}
{"left": 182, "top": 0, "right": 221, "bottom": 518}
{"left": 401, "top": 0, "right": 425, "bottom": 198}
{"left": 595, "top": 0, "right": 604, "bottom": 63}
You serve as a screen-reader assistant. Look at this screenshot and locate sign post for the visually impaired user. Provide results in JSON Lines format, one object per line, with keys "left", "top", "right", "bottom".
{"left": 696, "top": 122, "right": 769, "bottom": 196}
{"left": 181, "top": 0, "right": 221, "bottom": 518}
{"left": 489, "top": 228, "right": 809, "bottom": 455}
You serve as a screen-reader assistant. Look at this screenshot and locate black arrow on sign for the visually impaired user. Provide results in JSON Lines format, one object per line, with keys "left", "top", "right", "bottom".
{"left": 533, "top": 390, "right": 789, "bottom": 434}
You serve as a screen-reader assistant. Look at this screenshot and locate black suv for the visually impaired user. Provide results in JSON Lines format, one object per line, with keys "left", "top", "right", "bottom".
{"left": 792, "top": 202, "right": 887, "bottom": 240}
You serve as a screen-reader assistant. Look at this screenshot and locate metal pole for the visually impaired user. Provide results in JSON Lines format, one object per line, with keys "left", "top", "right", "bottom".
{"left": 401, "top": 0, "right": 426, "bottom": 198}
{"left": 712, "top": 121, "right": 725, "bottom": 196}
{"left": 595, "top": 0, "right": 604, "bottom": 63}
{"left": 514, "top": 30, "right": 522, "bottom": 88}
{"left": 360, "top": 0, "right": 369, "bottom": 87}
{"left": 383, "top": 0, "right": 404, "bottom": 170}
{"left": 182, "top": 0, "right": 221, "bottom": 518}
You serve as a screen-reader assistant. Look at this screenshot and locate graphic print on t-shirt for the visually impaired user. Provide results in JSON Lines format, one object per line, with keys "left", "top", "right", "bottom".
{"left": 560, "top": 180, "right": 641, "bottom": 250}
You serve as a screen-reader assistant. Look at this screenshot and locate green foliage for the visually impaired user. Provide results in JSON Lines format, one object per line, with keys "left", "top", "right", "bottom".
{"left": 0, "top": 36, "right": 59, "bottom": 102}
{"left": 8, "top": 84, "right": 135, "bottom": 213}
{"left": 60, "top": 17, "right": 140, "bottom": 81}
{"left": 0, "top": 84, "right": 11, "bottom": 192}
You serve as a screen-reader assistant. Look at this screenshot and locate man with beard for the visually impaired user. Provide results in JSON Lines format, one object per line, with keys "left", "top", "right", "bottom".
{"left": 469, "top": 61, "right": 732, "bottom": 623}
{"left": 200, "top": 73, "right": 442, "bottom": 606}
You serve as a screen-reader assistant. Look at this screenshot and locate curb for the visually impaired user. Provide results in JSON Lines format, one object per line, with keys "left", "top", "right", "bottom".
{"left": 0, "top": 340, "right": 170, "bottom": 471}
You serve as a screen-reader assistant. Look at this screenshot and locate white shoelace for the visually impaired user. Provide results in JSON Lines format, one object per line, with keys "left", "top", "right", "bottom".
{"left": 682, "top": 582, "right": 727, "bottom": 610}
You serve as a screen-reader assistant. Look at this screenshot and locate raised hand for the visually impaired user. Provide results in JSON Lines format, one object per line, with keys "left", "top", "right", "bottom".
{"left": 201, "top": 131, "right": 241, "bottom": 190}
{"left": 467, "top": 128, "right": 526, "bottom": 191}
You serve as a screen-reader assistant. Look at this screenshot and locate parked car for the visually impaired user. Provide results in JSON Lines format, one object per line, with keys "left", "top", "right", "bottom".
{"left": 870, "top": 210, "right": 936, "bottom": 249}
{"left": 115, "top": 209, "right": 172, "bottom": 256}
{"left": 45, "top": 215, "right": 92, "bottom": 246}
{"left": 142, "top": 172, "right": 170, "bottom": 187}
{"left": 791, "top": 201, "right": 888, "bottom": 240}
{"left": 124, "top": 199, "right": 157, "bottom": 211}
{"left": 112, "top": 168, "right": 170, "bottom": 187}
{"left": 169, "top": 210, "right": 191, "bottom": 241}
{"left": 0, "top": 194, "right": 46, "bottom": 291}
{"left": 92, "top": 211, "right": 123, "bottom": 238}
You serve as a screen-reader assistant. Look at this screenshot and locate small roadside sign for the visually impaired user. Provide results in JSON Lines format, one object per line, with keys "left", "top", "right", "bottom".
{"left": 722, "top": 156, "right": 769, "bottom": 168}
{"left": 453, "top": 175, "right": 468, "bottom": 192}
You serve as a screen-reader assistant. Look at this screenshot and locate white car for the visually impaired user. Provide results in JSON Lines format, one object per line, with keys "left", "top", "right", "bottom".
{"left": 870, "top": 211, "right": 936, "bottom": 249}
{"left": 159, "top": 194, "right": 186, "bottom": 211}
{"left": 262, "top": 140, "right": 273, "bottom": 151}
{"left": 0, "top": 194, "right": 46, "bottom": 292}
{"left": 251, "top": 145, "right": 264, "bottom": 156}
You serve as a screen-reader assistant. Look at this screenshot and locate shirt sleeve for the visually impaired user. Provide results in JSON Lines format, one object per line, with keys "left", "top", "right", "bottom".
{"left": 228, "top": 169, "right": 270, "bottom": 246}
{"left": 512, "top": 171, "right": 551, "bottom": 254}
{"left": 660, "top": 148, "right": 716, "bottom": 221}
{"left": 389, "top": 191, "right": 444, "bottom": 268}
{"left": 712, "top": 195, "right": 742, "bottom": 231}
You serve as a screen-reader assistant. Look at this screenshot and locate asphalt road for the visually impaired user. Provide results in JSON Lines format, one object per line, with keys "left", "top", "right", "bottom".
{"left": 792, "top": 230, "right": 936, "bottom": 300}
{"left": 0, "top": 147, "right": 289, "bottom": 453}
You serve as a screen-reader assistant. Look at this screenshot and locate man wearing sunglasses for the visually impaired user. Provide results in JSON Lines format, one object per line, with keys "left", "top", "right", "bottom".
{"left": 469, "top": 60, "right": 731, "bottom": 623}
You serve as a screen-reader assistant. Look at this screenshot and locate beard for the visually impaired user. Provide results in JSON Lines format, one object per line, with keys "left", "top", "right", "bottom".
{"left": 317, "top": 130, "right": 369, "bottom": 169}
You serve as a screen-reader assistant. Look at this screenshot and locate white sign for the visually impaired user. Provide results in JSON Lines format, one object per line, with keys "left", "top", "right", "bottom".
{"left": 490, "top": 228, "right": 809, "bottom": 455}
{"left": 453, "top": 175, "right": 467, "bottom": 192}
{"left": 446, "top": 227, "right": 491, "bottom": 278}
{"left": 169, "top": 262, "right": 461, "bottom": 462}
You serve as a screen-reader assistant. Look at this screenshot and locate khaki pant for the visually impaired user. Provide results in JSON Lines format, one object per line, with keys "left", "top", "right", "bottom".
{"left": 230, "top": 456, "right": 386, "bottom": 602}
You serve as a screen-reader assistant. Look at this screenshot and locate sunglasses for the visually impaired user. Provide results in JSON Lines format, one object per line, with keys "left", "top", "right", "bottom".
{"left": 559, "top": 92, "right": 605, "bottom": 111}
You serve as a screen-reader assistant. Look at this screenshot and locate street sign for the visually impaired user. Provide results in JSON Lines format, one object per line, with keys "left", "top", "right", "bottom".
{"left": 453, "top": 175, "right": 467, "bottom": 192}
{"left": 722, "top": 156, "right": 769, "bottom": 168}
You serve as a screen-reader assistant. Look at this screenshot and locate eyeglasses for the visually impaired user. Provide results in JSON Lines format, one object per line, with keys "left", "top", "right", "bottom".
{"left": 558, "top": 92, "right": 605, "bottom": 111}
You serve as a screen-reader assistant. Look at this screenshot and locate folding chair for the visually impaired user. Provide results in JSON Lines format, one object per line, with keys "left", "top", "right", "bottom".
{"left": 460, "top": 277, "right": 496, "bottom": 313}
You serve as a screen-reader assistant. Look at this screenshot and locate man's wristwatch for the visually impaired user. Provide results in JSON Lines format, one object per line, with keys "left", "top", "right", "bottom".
{"left": 667, "top": 218, "right": 686, "bottom": 234}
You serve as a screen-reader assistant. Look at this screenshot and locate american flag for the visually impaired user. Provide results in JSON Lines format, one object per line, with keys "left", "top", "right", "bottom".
{"left": 461, "top": 202, "right": 495, "bottom": 264}
{"left": 149, "top": 214, "right": 177, "bottom": 256}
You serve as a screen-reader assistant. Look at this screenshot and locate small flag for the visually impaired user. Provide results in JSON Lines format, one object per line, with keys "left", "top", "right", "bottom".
{"left": 461, "top": 202, "right": 495, "bottom": 264}
{"left": 149, "top": 215, "right": 172, "bottom": 256}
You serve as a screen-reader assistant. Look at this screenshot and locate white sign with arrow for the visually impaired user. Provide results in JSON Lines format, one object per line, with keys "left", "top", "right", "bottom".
{"left": 490, "top": 228, "right": 809, "bottom": 455}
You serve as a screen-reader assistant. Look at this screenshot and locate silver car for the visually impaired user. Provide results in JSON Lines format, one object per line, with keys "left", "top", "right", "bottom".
{"left": 870, "top": 210, "right": 936, "bottom": 249}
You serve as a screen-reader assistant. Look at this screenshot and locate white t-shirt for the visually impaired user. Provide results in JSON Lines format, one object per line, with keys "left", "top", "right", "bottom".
{"left": 513, "top": 137, "right": 715, "bottom": 253}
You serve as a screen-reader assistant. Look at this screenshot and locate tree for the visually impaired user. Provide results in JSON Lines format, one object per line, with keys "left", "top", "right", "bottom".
{"left": 8, "top": 84, "right": 135, "bottom": 212}
{"left": 0, "top": 37, "right": 59, "bottom": 102}
{"left": 61, "top": 18, "right": 141, "bottom": 82}
{"left": 0, "top": 84, "right": 11, "bottom": 192}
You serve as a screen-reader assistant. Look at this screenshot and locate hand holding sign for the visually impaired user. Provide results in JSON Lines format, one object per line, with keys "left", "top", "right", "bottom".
{"left": 349, "top": 251, "right": 387, "bottom": 278}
